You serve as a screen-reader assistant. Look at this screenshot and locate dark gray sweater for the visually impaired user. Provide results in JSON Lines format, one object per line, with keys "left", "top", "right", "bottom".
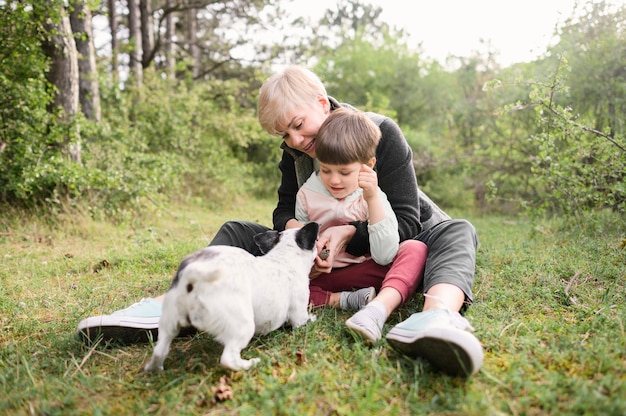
{"left": 272, "top": 97, "right": 450, "bottom": 256}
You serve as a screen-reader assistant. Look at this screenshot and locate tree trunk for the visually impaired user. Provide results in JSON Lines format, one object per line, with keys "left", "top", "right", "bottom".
{"left": 108, "top": 0, "right": 118, "bottom": 85}
{"left": 139, "top": 0, "right": 154, "bottom": 69}
{"left": 165, "top": 0, "right": 175, "bottom": 79}
{"left": 69, "top": 0, "right": 102, "bottom": 122}
{"left": 41, "top": 6, "right": 81, "bottom": 163}
{"left": 187, "top": 7, "right": 198, "bottom": 78}
{"left": 128, "top": 0, "right": 143, "bottom": 84}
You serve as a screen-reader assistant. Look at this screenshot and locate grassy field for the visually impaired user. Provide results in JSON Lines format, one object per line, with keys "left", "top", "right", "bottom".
{"left": 0, "top": 198, "right": 624, "bottom": 415}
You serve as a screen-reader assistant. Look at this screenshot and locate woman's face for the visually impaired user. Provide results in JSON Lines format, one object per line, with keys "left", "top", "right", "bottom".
{"left": 279, "top": 97, "right": 329, "bottom": 158}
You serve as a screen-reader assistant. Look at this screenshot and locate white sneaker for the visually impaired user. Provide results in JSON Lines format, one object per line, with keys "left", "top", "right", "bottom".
{"left": 386, "top": 308, "right": 484, "bottom": 377}
{"left": 77, "top": 298, "right": 164, "bottom": 344}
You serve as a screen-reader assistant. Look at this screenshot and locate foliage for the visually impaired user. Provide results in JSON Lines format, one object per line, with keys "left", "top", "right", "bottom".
{"left": 0, "top": 2, "right": 52, "bottom": 202}
{"left": 83, "top": 72, "right": 280, "bottom": 216}
{"left": 2, "top": 0, "right": 626, "bottom": 220}
{"left": 0, "top": 6, "right": 280, "bottom": 216}
{"left": 479, "top": 56, "right": 625, "bottom": 218}
{"left": 549, "top": 0, "right": 626, "bottom": 137}
{"left": 525, "top": 58, "right": 625, "bottom": 216}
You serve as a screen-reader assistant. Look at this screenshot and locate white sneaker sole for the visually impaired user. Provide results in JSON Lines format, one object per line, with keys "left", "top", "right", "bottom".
{"left": 345, "top": 318, "right": 381, "bottom": 343}
{"left": 76, "top": 316, "right": 197, "bottom": 345}
{"left": 386, "top": 326, "right": 484, "bottom": 377}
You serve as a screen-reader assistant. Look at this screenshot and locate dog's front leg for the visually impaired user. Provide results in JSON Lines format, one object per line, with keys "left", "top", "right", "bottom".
{"left": 288, "top": 291, "right": 317, "bottom": 328}
{"left": 289, "top": 308, "right": 317, "bottom": 328}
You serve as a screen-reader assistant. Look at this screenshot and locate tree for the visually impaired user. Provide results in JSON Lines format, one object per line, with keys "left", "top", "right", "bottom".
{"left": 108, "top": 0, "right": 119, "bottom": 85}
{"left": 0, "top": 2, "right": 51, "bottom": 202}
{"left": 164, "top": 0, "right": 176, "bottom": 79}
{"left": 139, "top": 0, "right": 154, "bottom": 69}
{"left": 70, "top": 0, "right": 102, "bottom": 121}
{"left": 551, "top": 0, "right": 626, "bottom": 137}
{"left": 300, "top": 0, "right": 424, "bottom": 121}
{"left": 186, "top": 6, "right": 199, "bottom": 78}
{"left": 127, "top": 0, "right": 143, "bottom": 84}
{"left": 40, "top": 0, "right": 81, "bottom": 163}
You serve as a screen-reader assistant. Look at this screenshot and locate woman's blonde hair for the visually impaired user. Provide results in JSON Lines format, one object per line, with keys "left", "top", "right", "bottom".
{"left": 257, "top": 65, "right": 328, "bottom": 136}
{"left": 315, "top": 108, "right": 380, "bottom": 165}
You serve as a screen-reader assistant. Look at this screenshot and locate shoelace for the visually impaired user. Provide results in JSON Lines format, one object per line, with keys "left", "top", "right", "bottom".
{"left": 424, "top": 293, "right": 476, "bottom": 332}
{"left": 449, "top": 313, "right": 475, "bottom": 332}
{"left": 128, "top": 298, "right": 150, "bottom": 309}
{"left": 111, "top": 298, "right": 153, "bottom": 315}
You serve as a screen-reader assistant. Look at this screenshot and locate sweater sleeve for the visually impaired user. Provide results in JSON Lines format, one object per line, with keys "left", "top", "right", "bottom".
{"left": 367, "top": 189, "right": 400, "bottom": 265}
{"left": 272, "top": 150, "right": 299, "bottom": 231}
{"left": 346, "top": 116, "right": 421, "bottom": 256}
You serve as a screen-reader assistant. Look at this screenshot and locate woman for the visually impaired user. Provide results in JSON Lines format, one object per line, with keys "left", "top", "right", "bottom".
{"left": 77, "top": 65, "right": 483, "bottom": 377}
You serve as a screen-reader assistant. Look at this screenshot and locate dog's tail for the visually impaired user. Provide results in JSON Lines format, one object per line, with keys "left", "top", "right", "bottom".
{"left": 171, "top": 262, "right": 222, "bottom": 291}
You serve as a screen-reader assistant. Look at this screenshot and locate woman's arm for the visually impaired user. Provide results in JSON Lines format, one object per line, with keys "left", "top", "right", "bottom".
{"left": 272, "top": 150, "right": 300, "bottom": 231}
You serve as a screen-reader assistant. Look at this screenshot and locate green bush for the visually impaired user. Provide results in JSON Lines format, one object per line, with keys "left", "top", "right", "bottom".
{"left": 1, "top": 30, "right": 281, "bottom": 216}
{"left": 0, "top": 2, "right": 53, "bottom": 204}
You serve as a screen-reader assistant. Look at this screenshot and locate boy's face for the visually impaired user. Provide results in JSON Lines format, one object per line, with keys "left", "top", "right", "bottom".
{"left": 318, "top": 162, "right": 362, "bottom": 200}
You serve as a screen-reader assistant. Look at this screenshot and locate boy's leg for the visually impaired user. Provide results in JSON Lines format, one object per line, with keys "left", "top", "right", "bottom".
{"left": 379, "top": 239, "right": 428, "bottom": 304}
{"left": 346, "top": 240, "right": 428, "bottom": 342}
{"left": 310, "top": 260, "right": 389, "bottom": 293}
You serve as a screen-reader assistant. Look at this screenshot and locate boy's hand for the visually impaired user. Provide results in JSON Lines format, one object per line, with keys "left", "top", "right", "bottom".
{"left": 358, "top": 164, "right": 378, "bottom": 200}
{"left": 309, "top": 224, "right": 356, "bottom": 277}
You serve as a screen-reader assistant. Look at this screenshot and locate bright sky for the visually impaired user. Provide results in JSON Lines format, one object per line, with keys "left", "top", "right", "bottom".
{"left": 287, "top": 0, "right": 594, "bottom": 66}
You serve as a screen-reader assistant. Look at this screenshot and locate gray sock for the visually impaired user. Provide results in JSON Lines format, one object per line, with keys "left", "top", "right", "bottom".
{"left": 339, "top": 287, "right": 375, "bottom": 310}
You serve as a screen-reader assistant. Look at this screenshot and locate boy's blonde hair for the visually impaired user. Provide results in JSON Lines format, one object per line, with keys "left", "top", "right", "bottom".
{"left": 315, "top": 108, "right": 380, "bottom": 165}
{"left": 258, "top": 65, "right": 328, "bottom": 136}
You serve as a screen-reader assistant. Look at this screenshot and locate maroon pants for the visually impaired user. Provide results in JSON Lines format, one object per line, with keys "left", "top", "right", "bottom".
{"left": 309, "top": 239, "right": 427, "bottom": 307}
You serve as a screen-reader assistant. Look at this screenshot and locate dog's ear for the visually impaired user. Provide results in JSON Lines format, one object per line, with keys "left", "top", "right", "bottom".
{"left": 254, "top": 230, "right": 280, "bottom": 254}
{"left": 296, "top": 222, "right": 319, "bottom": 251}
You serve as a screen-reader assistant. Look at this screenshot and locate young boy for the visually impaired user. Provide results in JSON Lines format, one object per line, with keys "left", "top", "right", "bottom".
{"left": 295, "top": 108, "right": 428, "bottom": 342}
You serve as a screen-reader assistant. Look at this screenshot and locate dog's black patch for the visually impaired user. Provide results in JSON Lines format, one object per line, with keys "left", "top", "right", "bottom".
{"left": 254, "top": 222, "right": 320, "bottom": 254}
{"left": 187, "top": 283, "right": 193, "bottom": 293}
{"left": 295, "top": 222, "right": 319, "bottom": 251}
{"left": 171, "top": 248, "right": 221, "bottom": 288}
{"left": 253, "top": 230, "right": 281, "bottom": 254}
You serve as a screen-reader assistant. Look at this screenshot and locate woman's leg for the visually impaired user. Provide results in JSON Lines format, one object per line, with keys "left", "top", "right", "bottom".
{"left": 417, "top": 219, "right": 478, "bottom": 312}
{"left": 386, "top": 219, "right": 484, "bottom": 377}
{"left": 77, "top": 220, "right": 270, "bottom": 344}
{"left": 209, "top": 220, "right": 272, "bottom": 255}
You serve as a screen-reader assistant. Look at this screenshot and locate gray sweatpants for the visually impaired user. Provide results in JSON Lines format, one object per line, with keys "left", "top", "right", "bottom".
{"left": 415, "top": 219, "right": 478, "bottom": 306}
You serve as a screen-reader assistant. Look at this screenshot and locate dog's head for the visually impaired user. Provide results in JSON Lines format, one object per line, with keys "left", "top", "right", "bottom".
{"left": 254, "top": 222, "right": 320, "bottom": 255}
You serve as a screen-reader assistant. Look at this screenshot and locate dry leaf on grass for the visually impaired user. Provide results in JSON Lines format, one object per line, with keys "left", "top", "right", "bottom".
{"left": 211, "top": 375, "right": 233, "bottom": 403}
{"left": 92, "top": 259, "right": 110, "bottom": 273}
{"left": 295, "top": 350, "right": 307, "bottom": 365}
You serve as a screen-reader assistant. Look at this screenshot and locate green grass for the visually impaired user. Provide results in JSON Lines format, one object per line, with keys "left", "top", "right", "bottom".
{"left": 1, "top": 199, "right": 624, "bottom": 415}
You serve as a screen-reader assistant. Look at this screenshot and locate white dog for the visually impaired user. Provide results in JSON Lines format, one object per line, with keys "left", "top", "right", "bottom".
{"left": 144, "top": 221, "right": 320, "bottom": 372}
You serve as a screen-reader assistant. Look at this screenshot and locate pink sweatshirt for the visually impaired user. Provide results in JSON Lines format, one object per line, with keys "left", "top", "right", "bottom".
{"left": 295, "top": 172, "right": 399, "bottom": 267}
